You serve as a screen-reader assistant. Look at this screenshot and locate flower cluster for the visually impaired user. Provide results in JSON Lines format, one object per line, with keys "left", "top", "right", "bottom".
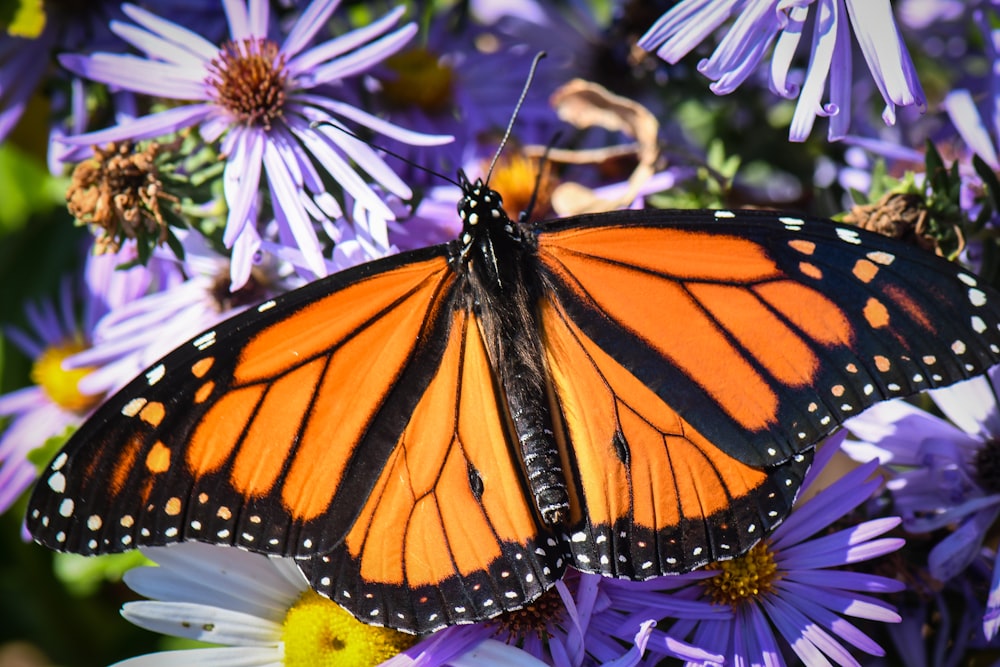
{"left": 2, "top": 1, "right": 1000, "bottom": 666}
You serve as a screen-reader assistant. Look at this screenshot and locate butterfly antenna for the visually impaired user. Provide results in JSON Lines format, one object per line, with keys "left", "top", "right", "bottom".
{"left": 521, "top": 130, "right": 562, "bottom": 222}
{"left": 485, "top": 51, "right": 547, "bottom": 185}
{"left": 308, "top": 119, "right": 461, "bottom": 187}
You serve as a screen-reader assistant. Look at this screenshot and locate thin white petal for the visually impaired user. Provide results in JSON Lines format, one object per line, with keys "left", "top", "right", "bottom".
{"left": 262, "top": 142, "right": 327, "bottom": 276}
{"left": 943, "top": 89, "right": 1000, "bottom": 170}
{"left": 788, "top": 0, "right": 839, "bottom": 142}
{"left": 60, "top": 53, "right": 208, "bottom": 99}
{"left": 59, "top": 105, "right": 214, "bottom": 145}
{"left": 122, "top": 601, "right": 281, "bottom": 645}
{"left": 248, "top": 0, "right": 269, "bottom": 39}
{"left": 223, "top": 0, "right": 252, "bottom": 41}
{"left": 282, "top": 0, "right": 342, "bottom": 58}
{"left": 928, "top": 374, "right": 1000, "bottom": 438}
{"left": 110, "top": 22, "right": 210, "bottom": 68}
{"left": 305, "top": 24, "right": 416, "bottom": 86}
{"left": 120, "top": 3, "right": 220, "bottom": 61}
{"left": 295, "top": 94, "right": 453, "bottom": 146}
{"left": 286, "top": 5, "right": 402, "bottom": 74}
{"left": 770, "top": 5, "right": 808, "bottom": 97}
{"left": 110, "top": 646, "right": 280, "bottom": 667}
{"left": 223, "top": 130, "right": 265, "bottom": 246}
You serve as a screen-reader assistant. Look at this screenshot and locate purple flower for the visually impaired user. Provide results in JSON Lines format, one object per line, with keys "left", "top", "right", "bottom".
{"left": 844, "top": 363, "right": 1000, "bottom": 641}
{"left": 618, "top": 440, "right": 905, "bottom": 665}
{"left": 365, "top": 16, "right": 570, "bottom": 187}
{"left": 0, "top": 246, "right": 165, "bottom": 515}
{"left": 412, "top": 569, "right": 720, "bottom": 666}
{"left": 63, "top": 231, "right": 289, "bottom": 398}
{"left": 57, "top": 0, "right": 452, "bottom": 288}
{"left": 637, "top": 0, "right": 926, "bottom": 142}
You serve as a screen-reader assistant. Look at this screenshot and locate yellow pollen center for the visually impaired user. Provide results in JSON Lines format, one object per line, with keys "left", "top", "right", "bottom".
{"left": 702, "top": 542, "right": 780, "bottom": 606}
{"left": 30, "top": 340, "right": 100, "bottom": 412}
{"left": 282, "top": 590, "right": 417, "bottom": 667}
{"left": 381, "top": 48, "right": 454, "bottom": 113}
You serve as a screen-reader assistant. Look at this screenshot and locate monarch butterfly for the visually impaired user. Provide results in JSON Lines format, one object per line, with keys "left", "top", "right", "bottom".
{"left": 25, "top": 167, "right": 1000, "bottom": 633}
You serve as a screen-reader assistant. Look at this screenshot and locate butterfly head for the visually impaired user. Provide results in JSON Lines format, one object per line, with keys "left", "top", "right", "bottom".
{"left": 457, "top": 170, "right": 512, "bottom": 238}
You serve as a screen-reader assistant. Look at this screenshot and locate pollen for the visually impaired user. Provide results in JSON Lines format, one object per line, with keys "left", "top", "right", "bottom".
{"left": 207, "top": 37, "right": 289, "bottom": 130}
{"left": 282, "top": 589, "right": 417, "bottom": 667}
{"left": 380, "top": 47, "right": 454, "bottom": 114}
{"left": 31, "top": 339, "right": 101, "bottom": 412}
{"left": 702, "top": 542, "right": 780, "bottom": 606}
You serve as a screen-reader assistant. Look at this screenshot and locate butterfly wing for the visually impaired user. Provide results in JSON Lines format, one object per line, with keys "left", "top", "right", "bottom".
{"left": 301, "top": 303, "right": 564, "bottom": 632}
{"left": 535, "top": 209, "right": 1000, "bottom": 575}
{"left": 27, "top": 244, "right": 561, "bottom": 632}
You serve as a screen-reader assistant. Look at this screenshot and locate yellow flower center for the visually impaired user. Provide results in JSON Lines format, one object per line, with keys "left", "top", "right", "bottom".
{"left": 30, "top": 340, "right": 99, "bottom": 412}
{"left": 702, "top": 542, "right": 780, "bottom": 606}
{"left": 381, "top": 48, "right": 454, "bottom": 114}
{"left": 486, "top": 153, "right": 555, "bottom": 220}
{"left": 282, "top": 590, "right": 417, "bottom": 667}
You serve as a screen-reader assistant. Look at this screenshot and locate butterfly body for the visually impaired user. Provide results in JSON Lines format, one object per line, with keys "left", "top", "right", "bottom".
{"left": 26, "top": 177, "right": 1000, "bottom": 633}
{"left": 451, "top": 172, "right": 569, "bottom": 526}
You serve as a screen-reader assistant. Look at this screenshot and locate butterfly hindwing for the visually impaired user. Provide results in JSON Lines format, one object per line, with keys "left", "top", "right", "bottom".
{"left": 534, "top": 209, "right": 1000, "bottom": 574}
{"left": 304, "top": 304, "right": 563, "bottom": 633}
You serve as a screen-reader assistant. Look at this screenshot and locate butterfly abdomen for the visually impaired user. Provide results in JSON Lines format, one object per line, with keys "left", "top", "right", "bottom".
{"left": 460, "top": 176, "right": 570, "bottom": 526}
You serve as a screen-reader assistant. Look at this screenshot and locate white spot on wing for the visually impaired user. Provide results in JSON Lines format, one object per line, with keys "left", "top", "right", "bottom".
{"left": 193, "top": 331, "right": 217, "bottom": 350}
{"left": 146, "top": 364, "right": 166, "bottom": 386}
{"left": 836, "top": 228, "right": 862, "bottom": 245}
{"left": 48, "top": 472, "right": 66, "bottom": 493}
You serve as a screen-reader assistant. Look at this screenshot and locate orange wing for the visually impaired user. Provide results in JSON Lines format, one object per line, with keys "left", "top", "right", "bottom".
{"left": 534, "top": 211, "right": 1000, "bottom": 575}
{"left": 28, "top": 247, "right": 562, "bottom": 633}
{"left": 303, "top": 305, "right": 562, "bottom": 632}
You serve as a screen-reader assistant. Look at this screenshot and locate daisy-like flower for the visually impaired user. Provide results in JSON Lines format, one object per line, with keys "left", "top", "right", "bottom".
{"left": 637, "top": 0, "right": 926, "bottom": 142}
{"left": 0, "top": 245, "right": 172, "bottom": 515}
{"left": 844, "top": 364, "right": 1000, "bottom": 641}
{"left": 57, "top": 0, "right": 452, "bottom": 288}
{"left": 614, "top": 439, "right": 905, "bottom": 666}
{"left": 113, "top": 541, "right": 558, "bottom": 667}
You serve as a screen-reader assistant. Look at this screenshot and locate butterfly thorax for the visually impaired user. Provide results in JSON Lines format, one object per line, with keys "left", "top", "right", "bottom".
{"left": 455, "top": 172, "right": 569, "bottom": 527}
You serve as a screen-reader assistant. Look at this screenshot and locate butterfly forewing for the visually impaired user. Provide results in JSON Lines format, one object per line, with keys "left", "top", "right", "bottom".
{"left": 534, "top": 209, "right": 1000, "bottom": 574}
{"left": 27, "top": 248, "right": 462, "bottom": 558}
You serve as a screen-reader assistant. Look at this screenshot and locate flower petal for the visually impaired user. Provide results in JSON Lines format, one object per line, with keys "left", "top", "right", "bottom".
{"left": 121, "top": 601, "right": 281, "bottom": 645}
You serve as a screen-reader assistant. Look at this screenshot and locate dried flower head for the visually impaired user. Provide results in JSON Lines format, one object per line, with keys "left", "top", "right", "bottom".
{"left": 66, "top": 141, "right": 177, "bottom": 255}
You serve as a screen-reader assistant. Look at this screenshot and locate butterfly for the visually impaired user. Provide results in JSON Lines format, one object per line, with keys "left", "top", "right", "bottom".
{"left": 25, "top": 170, "right": 1000, "bottom": 634}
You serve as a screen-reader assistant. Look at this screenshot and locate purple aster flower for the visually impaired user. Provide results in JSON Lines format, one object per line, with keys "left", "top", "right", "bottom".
{"left": 844, "top": 363, "right": 1000, "bottom": 641}
{"left": 637, "top": 0, "right": 926, "bottom": 142}
{"left": 365, "top": 15, "right": 571, "bottom": 187}
{"left": 57, "top": 0, "right": 452, "bottom": 288}
{"left": 63, "top": 231, "right": 291, "bottom": 399}
{"left": 414, "top": 569, "right": 721, "bottom": 666}
{"left": 0, "top": 245, "right": 167, "bottom": 515}
{"left": 613, "top": 440, "right": 905, "bottom": 665}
